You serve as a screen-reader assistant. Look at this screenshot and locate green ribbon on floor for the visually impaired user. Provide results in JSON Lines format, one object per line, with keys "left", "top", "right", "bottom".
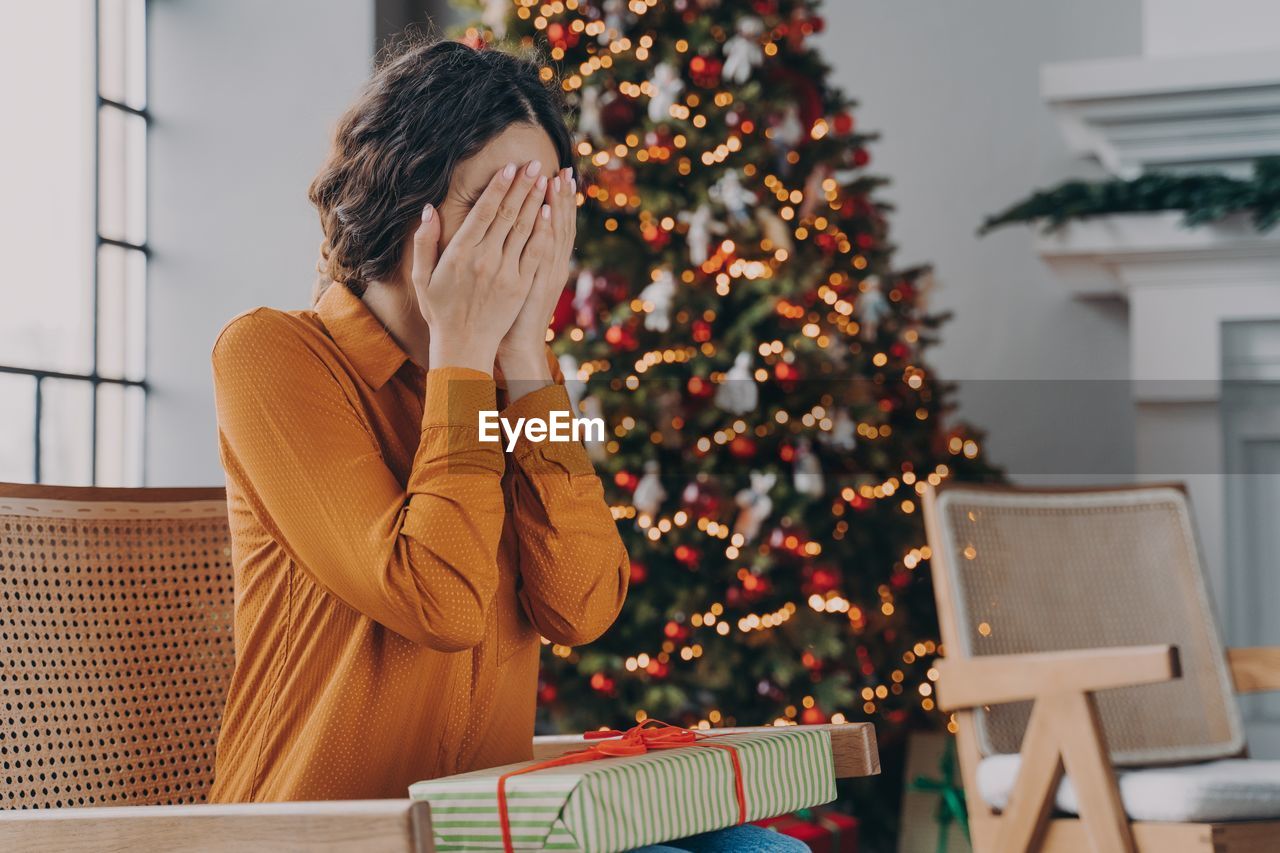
{"left": 908, "top": 737, "right": 970, "bottom": 853}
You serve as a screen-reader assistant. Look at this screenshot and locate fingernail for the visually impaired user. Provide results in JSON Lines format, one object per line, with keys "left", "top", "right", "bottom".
{"left": 421, "top": 203, "right": 434, "bottom": 222}
{"left": 541, "top": 204, "right": 551, "bottom": 219}
{"left": 502, "top": 163, "right": 516, "bottom": 180}
{"left": 527, "top": 160, "right": 542, "bottom": 177}
{"left": 570, "top": 177, "right": 577, "bottom": 193}
{"left": 553, "top": 176, "right": 561, "bottom": 193}
{"left": 536, "top": 175, "right": 547, "bottom": 190}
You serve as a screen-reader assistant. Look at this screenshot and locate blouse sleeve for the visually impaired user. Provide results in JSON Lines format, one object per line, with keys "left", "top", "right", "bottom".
{"left": 501, "top": 353, "right": 629, "bottom": 647}
{"left": 212, "top": 309, "right": 506, "bottom": 651}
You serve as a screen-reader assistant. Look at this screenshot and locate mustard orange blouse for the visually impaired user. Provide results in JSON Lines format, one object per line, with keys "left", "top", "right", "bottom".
{"left": 207, "top": 283, "right": 628, "bottom": 802}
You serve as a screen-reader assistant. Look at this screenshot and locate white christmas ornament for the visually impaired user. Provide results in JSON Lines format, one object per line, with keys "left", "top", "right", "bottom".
{"left": 633, "top": 460, "right": 667, "bottom": 517}
{"left": 558, "top": 353, "right": 584, "bottom": 411}
{"left": 859, "top": 275, "right": 889, "bottom": 340}
{"left": 792, "top": 437, "right": 825, "bottom": 497}
{"left": 754, "top": 207, "right": 793, "bottom": 253}
{"left": 574, "top": 269, "right": 596, "bottom": 328}
{"left": 578, "top": 86, "right": 603, "bottom": 142}
{"left": 581, "top": 396, "right": 607, "bottom": 463}
{"left": 723, "top": 17, "right": 764, "bottom": 84}
{"left": 715, "top": 351, "right": 758, "bottom": 415}
{"left": 680, "top": 204, "right": 725, "bottom": 266}
{"left": 482, "top": 0, "right": 509, "bottom": 39}
{"left": 711, "top": 170, "right": 756, "bottom": 224}
{"left": 639, "top": 270, "right": 676, "bottom": 332}
{"left": 601, "top": 0, "right": 626, "bottom": 43}
{"left": 773, "top": 104, "right": 805, "bottom": 149}
{"left": 733, "top": 470, "right": 777, "bottom": 542}
{"left": 648, "top": 63, "right": 685, "bottom": 123}
{"left": 825, "top": 408, "right": 857, "bottom": 451}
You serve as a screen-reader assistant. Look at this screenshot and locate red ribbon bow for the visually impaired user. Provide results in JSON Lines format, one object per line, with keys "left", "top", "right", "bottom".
{"left": 496, "top": 720, "right": 747, "bottom": 852}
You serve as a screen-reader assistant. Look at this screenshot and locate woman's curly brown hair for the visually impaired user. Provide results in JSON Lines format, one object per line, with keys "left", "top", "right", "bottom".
{"left": 309, "top": 38, "right": 575, "bottom": 296}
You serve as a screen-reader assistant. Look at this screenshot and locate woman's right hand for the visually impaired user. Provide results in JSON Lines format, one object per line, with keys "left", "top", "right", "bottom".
{"left": 411, "top": 160, "right": 551, "bottom": 375}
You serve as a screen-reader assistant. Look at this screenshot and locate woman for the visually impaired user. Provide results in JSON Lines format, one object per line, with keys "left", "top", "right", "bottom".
{"left": 209, "top": 38, "right": 801, "bottom": 853}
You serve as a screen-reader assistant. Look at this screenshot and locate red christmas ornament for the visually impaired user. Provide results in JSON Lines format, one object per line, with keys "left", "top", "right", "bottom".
{"left": 600, "top": 94, "right": 638, "bottom": 138}
{"left": 687, "top": 375, "right": 714, "bottom": 398}
{"left": 688, "top": 54, "right": 723, "bottom": 88}
{"left": 806, "top": 565, "right": 842, "bottom": 595}
{"left": 646, "top": 659, "right": 670, "bottom": 679}
{"left": 855, "top": 232, "right": 876, "bottom": 250}
{"left": 779, "top": 444, "right": 796, "bottom": 462}
{"left": 630, "top": 561, "right": 648, "bottom": 584}
{"left": 604, "top": 323, "right": 638, "bottom": 351}
{"left": 663, "top": 619, "right": 689, "bottom": 641}
{"left": 590, "top": 672, "right": 615, "bottom": 694}
{"left": 551, "top": 287, "right": 576, "bottom": 335}
{"left": 852, "top": 147, "right": 871, "bottom": 167}
{"left": 615, "top": 470, "right": 639, "bottom": 491}
{"left": 674, "top": 544, "right": 700, "bottom": 568}
{"left": 692, "top": 319, "right": 712, "bottom": 342}
{"left": 833, "top": 111, "right": 854, "bottom": 135}
{"left": 890, "top": 570, "right": 911, "bottom": 589}
{"left": 800, "top": 706, "right": 828, "bottom": 725}
{"left": 544, "top": 21, "right": 580, "bottom": 50}
{"left": 730, "top": 435, "right": 757, "bottom": 459}
{"left": 538, "top": 682, "right": 558, "bottom": 704}
{"left": 890, "top": 342, "right": 909, "bottom": 359}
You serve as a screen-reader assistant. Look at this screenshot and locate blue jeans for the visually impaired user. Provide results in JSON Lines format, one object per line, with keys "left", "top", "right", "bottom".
{"left": 630, "top": 824, "right": 808, "bottom": 852}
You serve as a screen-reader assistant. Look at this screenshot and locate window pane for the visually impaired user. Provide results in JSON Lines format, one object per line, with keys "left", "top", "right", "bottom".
{"left": 40, "top": 379, "right": 94, "bottom": 486}
{"left": 98, "top": 244, "right": 146, "bottom": 381}
{"left": 99, "top": 105, "right": 147, "bottom": 245}
{"left": 0, "top": 373, "right": 36, "bottom": 482}
{"left": 98, "top": 0, "right": 146, "bottom": 109}
{"left": 0, "top": 3, "right": 96, "bottom": 373}
{"left": 96, "top": 382, "right": 144, "bottom": 487}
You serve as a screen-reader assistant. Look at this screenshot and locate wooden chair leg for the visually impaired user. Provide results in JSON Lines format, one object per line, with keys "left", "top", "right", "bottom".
{"left": 1057, "top": 692, "right": 1136, "bottom": 853}
{"left": 996, "top": 701, "right": 1065, "bottom": 852}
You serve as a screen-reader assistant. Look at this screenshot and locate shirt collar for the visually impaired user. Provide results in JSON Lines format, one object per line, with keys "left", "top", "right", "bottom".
{"left": 315, "top": 283, "right": 411, "bottom": 389}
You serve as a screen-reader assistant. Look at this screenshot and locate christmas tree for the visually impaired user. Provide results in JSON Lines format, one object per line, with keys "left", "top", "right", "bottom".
{"left": 459, "top": 0, "right": 999, "bottom": 837}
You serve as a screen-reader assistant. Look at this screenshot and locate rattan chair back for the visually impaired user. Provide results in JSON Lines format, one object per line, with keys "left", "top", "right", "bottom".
{"left": 925, "top": 484, "right": 1243, "bottom": 766}
{"left": 0, "top": 484, "right": 234, "bottom": 808}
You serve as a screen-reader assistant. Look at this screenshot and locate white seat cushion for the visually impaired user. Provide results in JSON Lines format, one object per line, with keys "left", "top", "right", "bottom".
{"left": 978, "top": 754, "right": 1280, "bottom": 822}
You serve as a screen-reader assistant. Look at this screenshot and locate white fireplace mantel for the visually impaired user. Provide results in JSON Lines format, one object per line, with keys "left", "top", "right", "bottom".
{"left": 1036, "top": 212, "right": 1280, "bottom": 402}
{"left": 1041, "top": 49, "right": 1280, "bottom": 178}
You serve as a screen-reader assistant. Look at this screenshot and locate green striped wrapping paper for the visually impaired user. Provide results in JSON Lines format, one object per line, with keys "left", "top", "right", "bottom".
{"left": 409, "top": 728, "right": 836, "bottom": 852}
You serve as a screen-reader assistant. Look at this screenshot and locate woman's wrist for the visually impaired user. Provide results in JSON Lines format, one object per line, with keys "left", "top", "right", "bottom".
{"left": 497, "top": 344, "right": 553, "bottom": 403}
{"left": 429, "top": 336, "right": 498, "bottom": 376}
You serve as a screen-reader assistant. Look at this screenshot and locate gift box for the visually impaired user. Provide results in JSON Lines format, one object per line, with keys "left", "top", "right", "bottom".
{"left": 756, "top": 807, "right": 858, "bottom": 853}
{"left": 410, "top": 723, "right": 837, "bottom": 852}
{"left": 897, "top": 731, "right": 972, "bottom": 853}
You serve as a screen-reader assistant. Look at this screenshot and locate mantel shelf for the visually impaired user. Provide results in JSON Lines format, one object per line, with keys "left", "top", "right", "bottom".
{"left": 1034, "top": 211, "right": 1280, "bottom": 299}
{"left": 1041, "top": 48, "right": 1280, "bottom": 177}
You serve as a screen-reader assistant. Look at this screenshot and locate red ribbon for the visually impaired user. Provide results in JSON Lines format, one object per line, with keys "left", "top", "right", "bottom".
{"left": 496, "top": 720, "right": 747, "bottom": 853}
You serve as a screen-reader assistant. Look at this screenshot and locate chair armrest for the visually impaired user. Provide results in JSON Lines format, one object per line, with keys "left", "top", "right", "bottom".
{"left": 0, "top": 799, "right": 433, "bottom": 853}
{"left": 1229, "top": 646, "right": 1280, "bottom": 694}
{"left": 934, "top": 644, "right": 1181, "bottom": 711}
{"left": 532, "top": 722, "right": 880, "bottom": 778}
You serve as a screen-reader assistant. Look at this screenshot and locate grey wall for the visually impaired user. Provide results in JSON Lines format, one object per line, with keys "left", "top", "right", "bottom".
{"left": 147, "top": 0, "right": 375, "bottom": 485}
{"left": 816, "top": 0, "right": 1144, "bottom": 483}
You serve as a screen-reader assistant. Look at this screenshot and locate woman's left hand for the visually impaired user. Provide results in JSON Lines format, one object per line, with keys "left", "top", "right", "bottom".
{"left": 497, "top": 167, "right": 577, "bottom": 389}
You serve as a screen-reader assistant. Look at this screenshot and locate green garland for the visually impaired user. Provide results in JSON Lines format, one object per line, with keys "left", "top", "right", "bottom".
{"left": 980, "top": 157, "right": 1280, "bottom": 235}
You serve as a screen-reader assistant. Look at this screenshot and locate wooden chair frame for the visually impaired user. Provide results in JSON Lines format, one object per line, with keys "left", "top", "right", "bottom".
{"left": 0, "top": 482, "right": 880, "bottom": 850}
{"left": 923, "top": 482, "right": 1280, "bottom": 853}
